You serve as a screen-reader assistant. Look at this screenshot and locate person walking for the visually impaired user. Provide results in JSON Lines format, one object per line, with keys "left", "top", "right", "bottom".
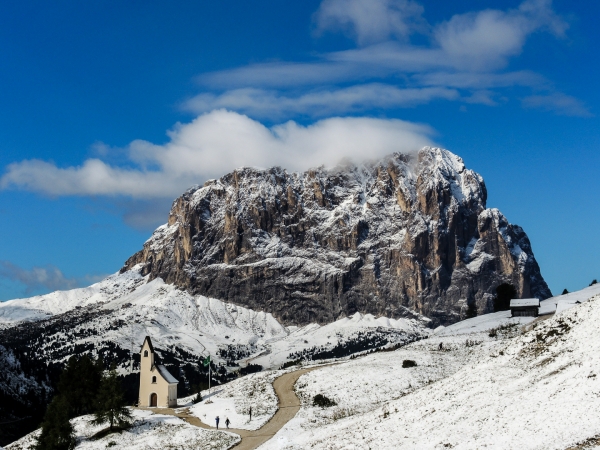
{"left": 215, "top": 416, "right": 220, "bottom": 429}
{"left": 225, "top": 417, "right": 230, "bottom": 429}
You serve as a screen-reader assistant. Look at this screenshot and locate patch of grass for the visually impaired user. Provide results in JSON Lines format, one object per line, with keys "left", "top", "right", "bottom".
{"left": 489, "top": 323, "right": 519, "bottom": 339}
{"left": 331, "top": 406, "right": 357, "bottom": 421}
{"left": 535, "top": 319, "right": 571, "bottom": 344}
{"left": 465, "top": 339, "right": 481, "bottom": 347}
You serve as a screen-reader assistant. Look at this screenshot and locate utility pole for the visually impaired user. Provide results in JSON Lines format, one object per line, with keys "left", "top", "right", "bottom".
{"left": 130, "top": 321, "right": 134, "bottom": 374}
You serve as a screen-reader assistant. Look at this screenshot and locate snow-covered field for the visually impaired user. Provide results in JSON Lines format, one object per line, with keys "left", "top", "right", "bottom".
{"left": 261, "top": 291, "right": 600, "bottom": 449}
{"left": 5, "top": 409, "right": 239, "bottom": 450}
{"left": 180, "top": 369, "right": 283, "bottom": 430}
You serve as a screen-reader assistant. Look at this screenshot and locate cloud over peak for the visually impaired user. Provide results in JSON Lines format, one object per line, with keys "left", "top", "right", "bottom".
{"left": 1, "top": 110, "right": 435, "bottom": 199}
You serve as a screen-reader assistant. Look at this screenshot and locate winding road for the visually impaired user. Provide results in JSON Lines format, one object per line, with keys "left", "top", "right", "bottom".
{"left": 147, "top": 365, "right": 323, "bottom": 450}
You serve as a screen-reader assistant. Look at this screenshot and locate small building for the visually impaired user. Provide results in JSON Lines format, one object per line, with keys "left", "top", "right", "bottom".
{"left": 138, "top": 336, "right": 178, "bottom": 408}
{"left": 510, "top": 298, "right": 540, "bottom": 317}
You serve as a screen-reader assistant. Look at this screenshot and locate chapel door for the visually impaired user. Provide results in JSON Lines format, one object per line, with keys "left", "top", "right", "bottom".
{"left": 150, "top": 393, "right": 157, "bottom": 407}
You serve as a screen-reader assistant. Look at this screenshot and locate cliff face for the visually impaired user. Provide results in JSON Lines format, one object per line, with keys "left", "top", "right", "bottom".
{"left": 122, "top": 147, "right": 551, "bottom": 327}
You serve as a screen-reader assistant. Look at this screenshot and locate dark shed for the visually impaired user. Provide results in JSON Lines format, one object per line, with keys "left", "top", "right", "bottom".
{"left": 510, "top": 298, "right": 540, "bottom": 317}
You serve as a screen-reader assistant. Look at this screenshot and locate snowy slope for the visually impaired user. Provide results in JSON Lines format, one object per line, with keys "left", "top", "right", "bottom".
{"left": 5, "top": 409, "right": 239, "bottom": 450}
{"left": 181, "top": 369, "right": 285, "bottom": 431}
{"left": 0, "top": 266, "right": 429, "bottom": 371}
{"left": 0, "top": 265, "right": 426, "bottom": 448}
{"left": 260, "top": 292, "right": 600, "bottom": 450}
{"left": 434, "top": 282, "right": 600, "bottom": 337}
{"left": 0, "top": 267, "right": 287, "bottom": 368}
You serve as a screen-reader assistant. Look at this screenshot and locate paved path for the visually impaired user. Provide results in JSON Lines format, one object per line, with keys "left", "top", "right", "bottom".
{"left": 142, "top": 365, "right": 324, "bottom": 450}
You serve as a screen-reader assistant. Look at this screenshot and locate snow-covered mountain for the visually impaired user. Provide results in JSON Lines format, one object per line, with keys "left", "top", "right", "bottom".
{"left": 123, "top": 147, "right": 550, "bottom": 327}
{"left": 0, "top": 265, "right": 427, "bottom": 445}
{"left": 0, "top": 266, "right": 427, "bottom": 369}
{"left": 0, "top": 146, "right": 553, "bottom": 446}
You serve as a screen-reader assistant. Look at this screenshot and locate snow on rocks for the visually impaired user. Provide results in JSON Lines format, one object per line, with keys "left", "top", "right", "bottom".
{"left": 5, "top": 409, "right": 238, "bottom": 450}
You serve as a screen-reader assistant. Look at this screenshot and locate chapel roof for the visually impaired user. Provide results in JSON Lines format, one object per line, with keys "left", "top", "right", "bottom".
{"left": 157, "top": 364, "right": 178, "bottom": 384}
{"left": 141, "top": 335, "right": 154, "bottom": 353}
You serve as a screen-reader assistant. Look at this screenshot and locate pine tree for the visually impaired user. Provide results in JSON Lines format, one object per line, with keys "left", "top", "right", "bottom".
{"left": 35, "top": 395, "right": 75, "bottom": 450}
{"left": 92, "top": 364, "right": 132, "bottom": 431}
{"left": 562, "top": 288, "right": 569, "bottom": 295}
{"left": 58, "top": 354, "right": 103, "bottom": 418}
{"left": 591, "top": 279, "right": 598, "bottom": 286}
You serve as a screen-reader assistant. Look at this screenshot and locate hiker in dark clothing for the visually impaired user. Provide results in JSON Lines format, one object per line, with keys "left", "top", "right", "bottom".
{"left": 215, "top": 416, "right": 220, "bottom": 429}
{"left": 249, "top": 406, "right": 252, "bottom": 422}
{"left": 225, "top": 417, "right": 230, "bottom": 429}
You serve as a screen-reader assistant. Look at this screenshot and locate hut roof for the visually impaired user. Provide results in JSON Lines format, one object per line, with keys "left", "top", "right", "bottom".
{"left": 510, "top": 298, "right": 540, "bottom": 308}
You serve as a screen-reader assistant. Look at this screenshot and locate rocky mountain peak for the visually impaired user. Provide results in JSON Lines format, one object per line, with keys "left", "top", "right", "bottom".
{"left": 122, "top": 147, "right": 551, "bottom": 327}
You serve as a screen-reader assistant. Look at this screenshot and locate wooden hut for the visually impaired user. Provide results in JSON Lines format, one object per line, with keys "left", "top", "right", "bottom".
{"left": 510, "top": 298, "right": 540, "bottom": 317}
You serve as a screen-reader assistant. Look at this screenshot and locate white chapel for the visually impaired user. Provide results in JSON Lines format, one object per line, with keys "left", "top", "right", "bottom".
{"left": 138, "top": 336, "right": 179, "bottom": 408}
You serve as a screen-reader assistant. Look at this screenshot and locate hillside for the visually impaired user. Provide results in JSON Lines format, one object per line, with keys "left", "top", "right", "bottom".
{"left": 122, "top": 147, "right": 551, "bottom": 327}
{"left": 6, "top": 284, "right": 600, "bottom": 449}
{"left": 0, "top": 266, "right": 427, "bottom": 445}
{"left": 259, "top": 287, "right": 600, "bottom": 449}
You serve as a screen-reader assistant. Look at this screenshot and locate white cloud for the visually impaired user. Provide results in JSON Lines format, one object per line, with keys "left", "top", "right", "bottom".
{"left": 0, "top": 261, "right": 78, "bottom": 293}
{"left": 314, "top": 0, "right": 427, "bottom": 46}
{"left": 0, "top": 110, "right": 435, "bottom": 199}
{"left": 189, "top": 0, "right": 580, "bottom": 118}
{"left": 182, "top": 84, "right": 459, "bottom": 119}
{"left": 434, "top": 0, "right": 567, "bottom": 71}
{"left": 522, "top": 93, "right": 592, "bottom": 117}
{"left": 198, "top": 61, "right": 355, "bottom": 89}
{"left": 201, "top": 0, "right": 568, "bottom": 87}
{"left": 414, "top": 70, "right": 548, "bottom": 90}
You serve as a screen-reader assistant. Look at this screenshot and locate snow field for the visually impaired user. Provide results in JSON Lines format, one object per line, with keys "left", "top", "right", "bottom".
{"left": 293, "top": 341, "right": 467, "bottom": 427}
{"left": 185, "top": 369, "right": 284, "bottom": 430}
{"left": 5, "top": 409, "right": 239, "bottom": 450}
{"left": 261, "top": 294, "right": 600, "bottom": 449}
{"left": 434, "top": 310, "right": 535, "bottom": 336}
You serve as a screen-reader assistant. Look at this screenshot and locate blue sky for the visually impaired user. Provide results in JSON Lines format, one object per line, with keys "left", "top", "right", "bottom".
{"left": 0, "top": 0, "right": 598, "bottom": 300}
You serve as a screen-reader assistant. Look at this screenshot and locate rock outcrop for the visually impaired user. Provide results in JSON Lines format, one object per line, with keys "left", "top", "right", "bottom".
{"left": 122, "top": 147, "right": 551, "bottom": 327}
